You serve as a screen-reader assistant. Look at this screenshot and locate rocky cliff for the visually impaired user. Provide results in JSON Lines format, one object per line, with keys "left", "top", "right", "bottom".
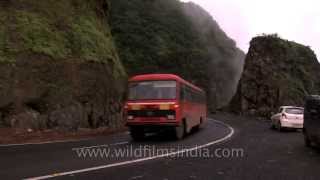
{"left": 230, "top": 34, "right": 320, "bottom": 117}
{"left": 0, "top": 0, "right": 126, "bottom": 130}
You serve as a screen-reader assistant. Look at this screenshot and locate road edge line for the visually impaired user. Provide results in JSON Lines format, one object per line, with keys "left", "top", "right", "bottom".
{"left": 0, "top": 131, "right": 130, "bottom": 148}
{"left": 25, "top": 119, "right": 234, "bottom": 180}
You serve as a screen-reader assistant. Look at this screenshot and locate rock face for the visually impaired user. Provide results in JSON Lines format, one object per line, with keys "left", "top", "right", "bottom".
{"left": 0, "top": 0, "right": 126, "bottom": 130}
{"left": 230, "top": 35, "right": 320, "bottom": 117}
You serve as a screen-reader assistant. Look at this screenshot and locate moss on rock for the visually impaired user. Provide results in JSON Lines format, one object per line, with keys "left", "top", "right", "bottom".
{"left": 13, "top": 10, "right": 70, "bottom": 58}
{"left": 0, "top": 0, "right": 127, "bottom": 130}
{"left": 1, "top": 0, "right": 125, "bottom": 72}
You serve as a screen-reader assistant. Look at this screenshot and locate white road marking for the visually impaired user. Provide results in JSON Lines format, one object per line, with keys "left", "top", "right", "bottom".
{"left": 0, "top": 132, "right": 130, "bottom": 148}
{"left": 72, "top": 141, "right": 129, "bottom": 150}
{"left": 111, "top": 141, "right": 130, "bottom": 146}
{"left": 129, "top": 175, "right": 144, "bottom": 180}
{"left": 25, "top": 119, "right": 234, "bottom": 180}
{"left": 0, "top": 138, "right": 92, "bottom": 147}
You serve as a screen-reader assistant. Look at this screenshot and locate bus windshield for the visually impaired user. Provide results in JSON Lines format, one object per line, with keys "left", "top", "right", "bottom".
{"left": 129, "top": 81, "right": 177, "bottom": 100}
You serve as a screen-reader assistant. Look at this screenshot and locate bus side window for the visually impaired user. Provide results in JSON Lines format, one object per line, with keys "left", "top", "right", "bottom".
{"left": 202, "top": 93, "right": 206, "bottom": 104}
{"left": 196, "top": 92, "right": 201, "bottom": 103}
{"left": 191, "top": 89, "right": 196, "bottom": 103}
{"left": 188, "top": 87, "right": 193, "bottom": 102}
{"left": 196, "top": 92, "right": 200, "bottom": 103}
{"left": 180, "top": 85, "right": 185, "bottom": 101}
{"left": 184, "top": 86, "right": 190, "bottom": 102}
{"left": 187, "top": 87, "right": 191, "bottom": 102}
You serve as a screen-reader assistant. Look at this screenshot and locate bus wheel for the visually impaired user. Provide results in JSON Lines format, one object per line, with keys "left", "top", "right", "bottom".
{"left": 175, "top": 121, "right": 186, "bottom": 140}
{"left": 130, "top": 127, "right": 145, "bottom": 141}
{"left": 194, "top": 118, "right": 204, "bottom": 132}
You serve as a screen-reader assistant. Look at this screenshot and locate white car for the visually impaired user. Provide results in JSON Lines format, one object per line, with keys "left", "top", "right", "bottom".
{"left": 271, "top": 106, "right": 304, "bottom": 131}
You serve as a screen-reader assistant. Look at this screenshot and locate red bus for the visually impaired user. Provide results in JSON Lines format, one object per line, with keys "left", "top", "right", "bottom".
{"left": 125, "top": 74, "right": 207, "bottom": 140}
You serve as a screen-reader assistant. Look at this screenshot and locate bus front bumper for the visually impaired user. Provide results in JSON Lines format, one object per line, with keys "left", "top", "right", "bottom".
{"left": 126, "top": 117, "right": 180, "bottom": 127}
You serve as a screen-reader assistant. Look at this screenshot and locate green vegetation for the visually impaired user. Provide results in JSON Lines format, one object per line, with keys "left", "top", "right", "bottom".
{"left": 0, "top": 10, "right": 9, "bottom": 63}
{"left": 110, "top": 0, "right": 210, "bottom": 90}
{"left": 0, "top": 0, "right": 125, "bottom": 76}
{"left": 109, "top": 0, "right": 244, "bottom": 109}
{"left": 1, "top": 0, "right": 72, "bottom": 61}
{"left": 0, "top": 0, "right": 246, "bottom": 112}
{"left": 0, "top": 0, "right": 127, "bottom": 130}
{"left": 71, "top": 16, "right": 111, "bottom": 62}
{"left": 13, "top": 10, "right": 70, "bottom": 58}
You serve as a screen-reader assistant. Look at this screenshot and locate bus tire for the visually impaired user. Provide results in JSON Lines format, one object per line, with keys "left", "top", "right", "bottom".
{"left": 130, "top": 127, "right": 145, "bottom": 141}
{"left": 199, "top": 117, "right": 205, "bottom": 129}
{"left": 175, "top": 121, "right": 186, "bottom": 140}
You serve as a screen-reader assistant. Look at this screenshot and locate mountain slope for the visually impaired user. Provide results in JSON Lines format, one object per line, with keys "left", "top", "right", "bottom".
{"left": 110, "top": 0, "right": 245, "bottom": 110}
{"left": 0, "top": 0, "right": 246, "bottom": 131}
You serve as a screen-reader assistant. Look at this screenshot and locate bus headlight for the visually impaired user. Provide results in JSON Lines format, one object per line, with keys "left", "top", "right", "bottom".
{"left": 128, "top": 115, "right": 134, "bottom": 120}
{"left": 167, "top": 115, "right": 175, "bottom": 120}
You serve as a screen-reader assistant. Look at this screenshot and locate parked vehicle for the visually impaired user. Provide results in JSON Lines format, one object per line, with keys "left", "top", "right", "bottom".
{"left": 271, "top": 106, "right": 304, "bottom": 131}
{"left": 304, "top": 95, "right": 320, "bottom": 147}
{"left": 125, "top": 74, "right": 207, "bottom": 141}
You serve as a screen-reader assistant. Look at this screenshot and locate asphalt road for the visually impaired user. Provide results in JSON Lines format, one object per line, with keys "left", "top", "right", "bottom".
{"left": 0, "top": 113, "right": 320, "bottom": 180}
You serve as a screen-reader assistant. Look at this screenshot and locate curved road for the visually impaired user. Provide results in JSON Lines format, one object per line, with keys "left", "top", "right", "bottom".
{"left": 0, "top": 119, "right": 232, "bottom": 180}
{"left": 1, "top": 114, "right": 320, "bottom": 180}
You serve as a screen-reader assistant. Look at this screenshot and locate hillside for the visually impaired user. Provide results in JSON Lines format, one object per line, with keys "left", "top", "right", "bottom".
{"left": 230, "top": 34, "right": 320, "bottom": 117}
{"left": 0, "top": 0, "right": 245, "bottom": 131}
{"left": 110, "top": 0, "right": 245, "bottom": 110}
{"left": 0, "top": 0, "right": 126, "bottom": 130}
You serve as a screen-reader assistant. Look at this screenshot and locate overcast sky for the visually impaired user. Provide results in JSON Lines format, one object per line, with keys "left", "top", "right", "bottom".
{"left": 181, "top": 0, "right": 320, "bottom": 59}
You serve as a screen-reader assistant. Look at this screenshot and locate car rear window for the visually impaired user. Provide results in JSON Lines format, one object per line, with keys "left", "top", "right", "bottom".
{"left": 285, "top": 108, "right": 304, "bottom": 114}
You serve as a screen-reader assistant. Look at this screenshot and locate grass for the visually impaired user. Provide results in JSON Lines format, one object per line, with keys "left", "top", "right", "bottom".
{"left": 70, "top": 15, "right": 114, "bottom": 62}
{"left": 0, "top": 10, "right": 7, "bottom": 62}
{"left": 14, "top": 10, "right": 70, "bottom": 58}
{"left": 0, "top": 0, "right": 126, "bottom": 77}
